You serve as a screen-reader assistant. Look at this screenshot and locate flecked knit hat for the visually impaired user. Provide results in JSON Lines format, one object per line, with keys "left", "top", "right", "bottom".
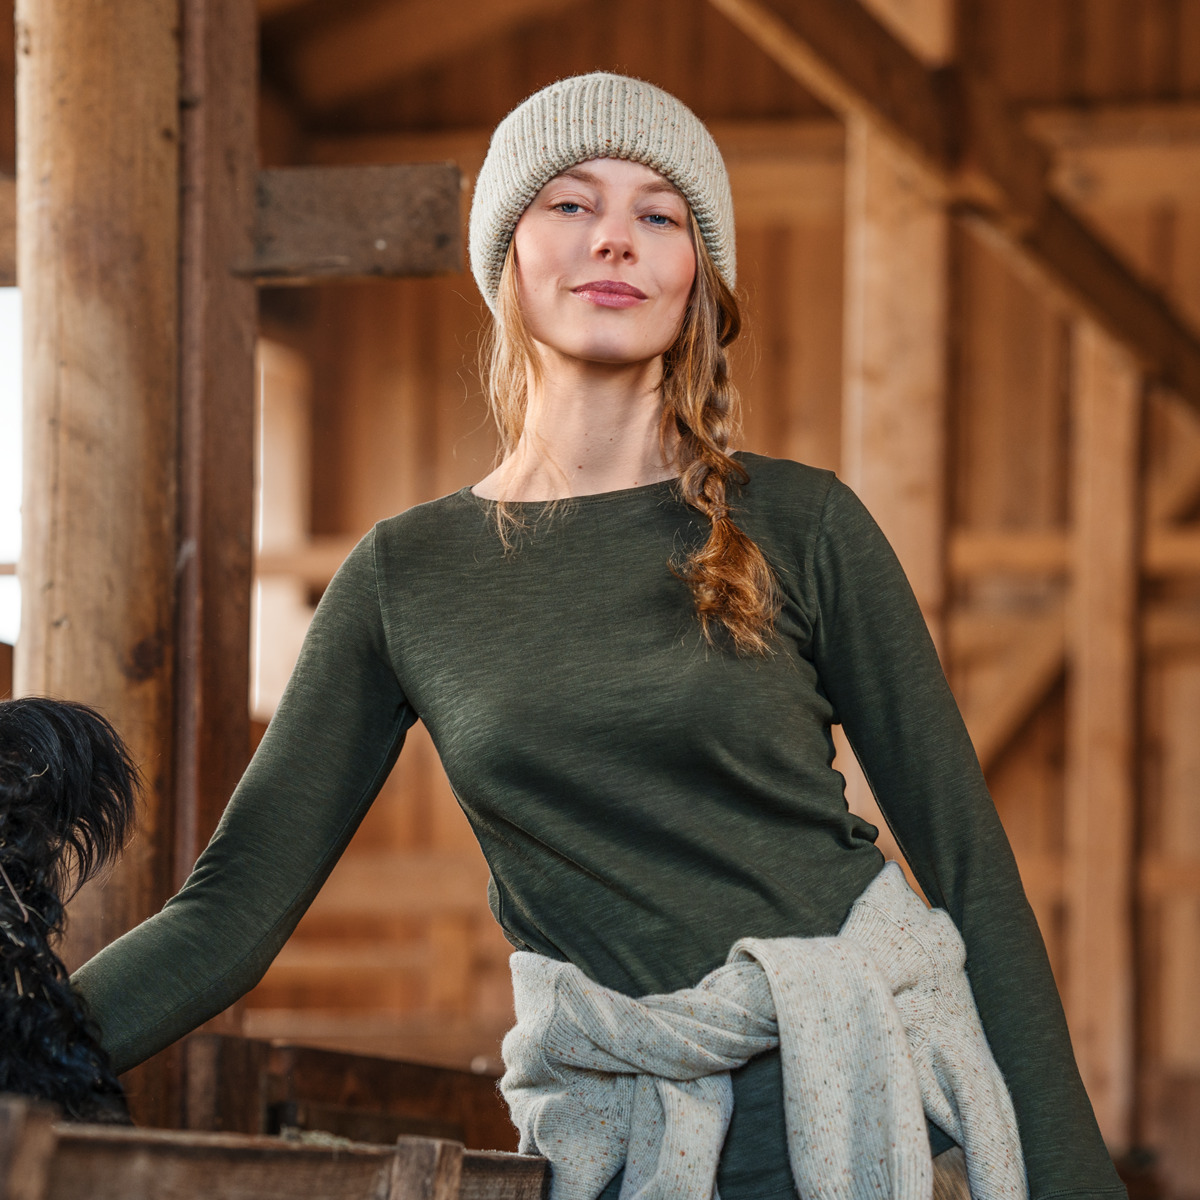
{"left": 469, "top": 73, "right": 736, "bottom": 313}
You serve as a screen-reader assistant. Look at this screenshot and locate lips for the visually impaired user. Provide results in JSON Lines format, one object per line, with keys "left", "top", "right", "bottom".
{"left": 572, "top": 279, "right": 647, "bottom": 308}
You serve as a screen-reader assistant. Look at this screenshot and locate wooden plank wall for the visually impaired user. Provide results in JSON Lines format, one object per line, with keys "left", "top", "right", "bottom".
{"left": 223, "top": 0, "right": 1200, "bottom": 1192}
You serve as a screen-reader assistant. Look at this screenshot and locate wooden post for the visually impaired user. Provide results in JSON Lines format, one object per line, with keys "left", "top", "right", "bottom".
{"left": 1065, "top": 319, "right": 1141, "bottom": 1151}
{"left": 841, "top": 116, "right": 950, "bottom": 640}
{"left": 175, "top": 0, "right": 257, "bottom": 885}
{"left": 836, "top": 113, "right": 951, "bottom": 857}
{"left": 15, "top": 0, "right": 180, "bottom": 965}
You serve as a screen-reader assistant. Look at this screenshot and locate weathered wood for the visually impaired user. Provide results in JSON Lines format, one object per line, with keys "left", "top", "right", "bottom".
{"left": 706, "top": 0, "right": 1200, "bottom": 413}
{"left": 459, "top": 1150, "right": 547, "bottom": 1200}
{"left": 1065, "top": 319, "right": 1141, "bottom": 1149}
{"left": 0, "top": 1096, "right": 56, "bottom": 1200}
{"left": 0, "top": 175, "right": 13, "bottom": 285}
{"left": 391, "top": 1138, "right": 463, "bottom": 1200}
{"left": 0, "top": 641, "right": 12, "bottom": 699}
{"left": 247, "top": 165, "right": 462, "bottom": 284}
{"left": 45, "top": 1126, "right": 457, "bottom": 1200}
{"left": 14, "top": 0, "right": 179, "bottom": 974}
{"left": 289, "top": 0, "right": 568, "bottom": 111}
{"left": 183, "top": 1037, "right": 518, "bottom": 1154}
{"left": 931, "top": 1145, "right": 970, "bottom": 1200}
{"left": 176, "top": 0, "right": 257, "bottom": 893}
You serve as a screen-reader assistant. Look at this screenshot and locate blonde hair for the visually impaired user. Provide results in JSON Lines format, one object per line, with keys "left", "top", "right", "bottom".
{"left": 481, "top": 213, "right": 779, "bottom": 655}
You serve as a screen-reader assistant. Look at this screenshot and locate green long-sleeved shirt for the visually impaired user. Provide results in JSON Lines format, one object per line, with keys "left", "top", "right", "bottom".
{"left": 74, "top": 454, "right": 1125, "bottom": 1198}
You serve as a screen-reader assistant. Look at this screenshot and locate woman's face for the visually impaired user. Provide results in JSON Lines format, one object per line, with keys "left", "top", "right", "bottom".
{"left": 512, "top": 158, "right": 697, "bottom": 369}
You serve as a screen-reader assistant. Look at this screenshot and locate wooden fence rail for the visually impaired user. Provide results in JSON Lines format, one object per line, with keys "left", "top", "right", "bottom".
{"left": 0, "top": 1095, "right": 547, "bottom": 1200}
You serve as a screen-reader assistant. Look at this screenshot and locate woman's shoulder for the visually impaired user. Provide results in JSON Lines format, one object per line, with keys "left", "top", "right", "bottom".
{"left": 371, "top": 487, "right": 484, "bottom": 555}
{"left": 734, "top": 452, "right": 840, "bottom": 519}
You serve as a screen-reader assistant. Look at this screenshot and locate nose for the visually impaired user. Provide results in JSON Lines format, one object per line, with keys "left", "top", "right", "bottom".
{"left": 591, "top": 212, "right": 636, "bottom": 263}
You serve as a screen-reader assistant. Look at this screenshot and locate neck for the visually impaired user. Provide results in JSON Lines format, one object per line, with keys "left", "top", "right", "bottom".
{"left": 474, "top": 350, "right": 678, "bottom": 501}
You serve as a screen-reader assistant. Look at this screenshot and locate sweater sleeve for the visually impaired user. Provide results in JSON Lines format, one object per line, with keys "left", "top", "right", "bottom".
{"left": 809, "top": 478, "right": 1126, "bottom": 1200}
{"left": 72, "top": 528, "right": 415, "bottom": 1074}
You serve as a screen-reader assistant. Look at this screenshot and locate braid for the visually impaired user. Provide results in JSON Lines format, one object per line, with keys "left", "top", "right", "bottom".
{"left": 659, "top": 213, "right": 779, "bottom": 655}
{"left": 481, "top": 213, "right": 780, "bottom": 654}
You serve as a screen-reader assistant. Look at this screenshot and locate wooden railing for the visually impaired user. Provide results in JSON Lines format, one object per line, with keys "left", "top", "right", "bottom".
{"left": 1, "top": 1095, "right": 546, "bottom": 1200}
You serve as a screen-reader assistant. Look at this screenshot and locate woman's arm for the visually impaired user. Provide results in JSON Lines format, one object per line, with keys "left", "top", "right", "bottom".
{"left": 809, "top": 478, "right": 1125, "bottom": 1200}
{"left": 72, "top": 527, "right": 415, "bottom": 1074}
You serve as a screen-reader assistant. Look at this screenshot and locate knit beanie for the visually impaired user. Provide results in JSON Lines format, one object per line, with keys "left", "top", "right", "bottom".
{"left": 469, "top": 73, "right": 736, "bottom": 313}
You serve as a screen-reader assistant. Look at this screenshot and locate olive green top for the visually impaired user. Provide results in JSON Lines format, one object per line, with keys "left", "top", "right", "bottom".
{"left": 74, "top": 454, "right": 1124, "bottom": 1199}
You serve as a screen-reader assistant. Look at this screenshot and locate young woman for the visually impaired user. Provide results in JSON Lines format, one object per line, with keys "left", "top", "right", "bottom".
{"left": 74, "top": 74, "right": 1125, "bottom": 1199}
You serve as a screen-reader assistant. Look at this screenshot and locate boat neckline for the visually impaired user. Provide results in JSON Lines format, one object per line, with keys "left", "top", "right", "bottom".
{"left": 457, "top": 475, "right": 682, "bottom": 508}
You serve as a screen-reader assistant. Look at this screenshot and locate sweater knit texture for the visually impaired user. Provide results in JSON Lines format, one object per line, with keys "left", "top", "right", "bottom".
{"left": 502, "top": 862, "right": 1026, "bottom": 1200}
{"left": 71, "top": 455, "right": 1126, "bottom": 1200}
{"left": 468, "top": 72, "right": 736, "bottom": 310}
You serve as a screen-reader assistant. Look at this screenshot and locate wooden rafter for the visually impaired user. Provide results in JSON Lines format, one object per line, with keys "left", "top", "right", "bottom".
{"left": 706, "top": 0, "right": 1200, "bottom": 412}
{"left": 288, "top": 0, "right": 568, "bottom": 113}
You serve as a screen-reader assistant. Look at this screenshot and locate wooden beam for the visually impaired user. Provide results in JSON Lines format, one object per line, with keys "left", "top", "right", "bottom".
{"left": 841, "top": 116, "right": 950, "bottom": 637}
{"left": 1065, "top": 319, "right": 1141, "bottom": 1150}
{"left": 46, "top": 1126, "right": 468, "bottom": 1200}
{"left": 306, "top": 120, "right": 848, "bottom": 226}
{"left": 952, "top": 606, "right": 1066, "bottom": 771}
{"left": 705, "top": 0, "right": 1200, "bottom": 414}
{"left": 0, "top": 175, "right": 13, "bottom": 285}
{"left": 948, "top": 528, "right": 1200, "bottom": 578}
{"left": 247, "top": 164, "right": 463, "bottom": 283}
{"left": 833, "top": 1, "right": 952, "bottom": 879}
{"left": 289, "top": 0, "right": 568, "bottom": 112}
{"left": 1027, "top": 102, "right": 1200, "bottom": 206}
{"left": 176, "top": 0, "right": 258, "bottom": 891}
{"left": 15, "top": 0, "right": 179, "bottom": 969}
{"left": 856, "top": 0, "right": 956, "bottom": 63}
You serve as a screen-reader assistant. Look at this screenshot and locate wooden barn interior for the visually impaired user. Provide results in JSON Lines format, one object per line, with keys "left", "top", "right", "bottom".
{"left": 3, "top": 0, "right": 1200, "bottom": 1195}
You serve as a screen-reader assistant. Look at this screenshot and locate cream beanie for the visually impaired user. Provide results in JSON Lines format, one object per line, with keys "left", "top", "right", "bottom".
{"left": 469, "top": 73, "right": 736, "bottom": 313}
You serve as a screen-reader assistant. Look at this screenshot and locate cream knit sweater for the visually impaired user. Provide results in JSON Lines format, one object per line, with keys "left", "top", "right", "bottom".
{"left": 500, "top": 863, "right": 1028, "bottom": 1200}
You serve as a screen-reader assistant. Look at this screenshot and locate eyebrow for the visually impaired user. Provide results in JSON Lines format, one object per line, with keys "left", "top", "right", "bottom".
{"left": 555, "top": 167, "right": 685, "bottom": 199}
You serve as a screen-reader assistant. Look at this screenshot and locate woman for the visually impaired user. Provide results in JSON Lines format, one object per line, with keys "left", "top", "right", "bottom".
{"left": 74, "top": 74, "right": 1125, "bottom": 1199}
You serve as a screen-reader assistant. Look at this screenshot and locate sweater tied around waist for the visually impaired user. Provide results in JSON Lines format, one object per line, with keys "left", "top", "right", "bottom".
{"left": 499, "top": 861, "right": 1028, "bottom": 1200}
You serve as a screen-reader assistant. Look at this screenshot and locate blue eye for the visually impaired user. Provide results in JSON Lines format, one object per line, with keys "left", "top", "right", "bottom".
{"left": 644, "top": 213, "right": 673, "bottom": 226}
{"left": 555, "top": 202, "right": 582, "bottom": 214}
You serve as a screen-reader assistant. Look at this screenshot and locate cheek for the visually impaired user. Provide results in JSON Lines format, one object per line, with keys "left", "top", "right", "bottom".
{"left": 662, "top": 249, "right": 697, "bottom": 322}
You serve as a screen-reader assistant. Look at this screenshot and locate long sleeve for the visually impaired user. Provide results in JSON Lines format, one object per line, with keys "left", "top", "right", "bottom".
{"left": 809, "top": 479, "right": 1125, "bottom": 1200}
{"left": 73, "top": 528, "right": 415, "bottom": 1074}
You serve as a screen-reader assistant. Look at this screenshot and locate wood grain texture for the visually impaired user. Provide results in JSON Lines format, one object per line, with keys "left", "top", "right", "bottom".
{"left": 707, "top": 0, "right": 1200, "bottom": 412}
{"left": 14, "top": 0, "right": 179, "bottom": 975}
{"left": 1065, "top": 318, "right": 1141, "bottom": 1149}
{"left": 249, "top": 165, "right": 462, "bottom": 283}
{"left": 176, "top": 0, "right": 257, "bottom": 897}
{"left": 46, "top": 1127, "right": 423, "bottom": 1200}
{"left": 290, "top": 0, "right": 568, "bottom": 112}
{"left": 0, "top": 1096, "right": 56, "bottom": 1200}
{"left": 931, "top": 1145, "right": 970, "bottom": 1199}
{"left": 183, "top": 1036, "right": 518, "bottom": 1154}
